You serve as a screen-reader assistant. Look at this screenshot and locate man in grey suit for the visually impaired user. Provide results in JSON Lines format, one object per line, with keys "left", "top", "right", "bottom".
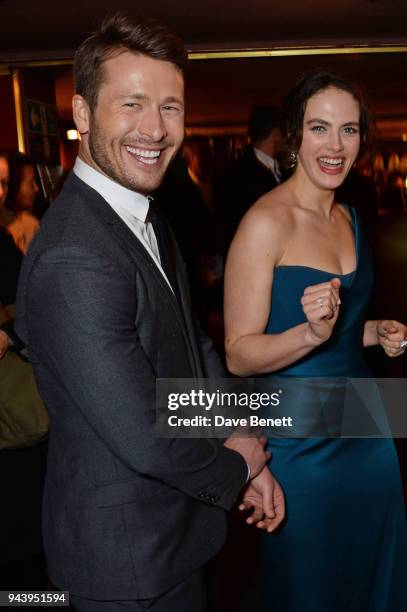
{"left": 16, "top": 12, "right": 284, "bottom": 611}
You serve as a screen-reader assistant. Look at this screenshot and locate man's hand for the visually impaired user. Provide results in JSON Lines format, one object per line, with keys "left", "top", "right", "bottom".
{"left": 0, "top": 330, "right": 12, "bottom": 360}
{"left": 239, "top": 467, "right": 285, "bottom": 533}
{"left": 224, "top": 434, "right": 271, "bottom": 480}
{"left": 377, "top": 320, "right": 407, "bottom": 358}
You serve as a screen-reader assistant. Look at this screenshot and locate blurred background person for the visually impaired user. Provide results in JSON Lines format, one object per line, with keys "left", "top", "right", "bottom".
{"left": 0, "top": 152, "right": 22, "bottom": 319}
{"left": 156, "top": 144, "right": 222, "bottom": 344}
{"left": 0, "top": 150, "right": 48, "bottom": 590}
{"left": 6, "top": 153, "right": 40, "bottom": 254}
{"left": 0, "top": 151, "right": 22, "bottom": 356}
{"left": 183, "top": 136, "right": 214, "bottom": 213}
{"left": 220, "top": 105, "right": 284, "bottom": 253}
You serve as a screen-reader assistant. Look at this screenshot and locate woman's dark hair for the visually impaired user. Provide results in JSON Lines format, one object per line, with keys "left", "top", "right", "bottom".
{"left": 6, "top": 152, "right": 35, "bottom": 212}
{"left": 74, "top": 12, "right": 187, "bottom": 111}
{"left": 283, "top": 70, "right": 371, "bottom": 157}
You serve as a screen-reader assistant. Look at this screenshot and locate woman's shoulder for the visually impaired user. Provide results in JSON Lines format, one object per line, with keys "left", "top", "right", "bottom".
{"left": 242, "top": 184, "right": 295, "bottom": 233}
{"left": 229, "top": 188, "right": 295, "bottom": 265}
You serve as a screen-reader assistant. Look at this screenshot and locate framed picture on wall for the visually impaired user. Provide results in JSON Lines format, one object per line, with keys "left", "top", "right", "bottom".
{"left": 26, "top": 98, "right": 60, "bottom": 165}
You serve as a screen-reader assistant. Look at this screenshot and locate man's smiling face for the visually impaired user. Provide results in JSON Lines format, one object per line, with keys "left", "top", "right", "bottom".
{"left": 74, "top": 50, "right": 185, "bottom": 194}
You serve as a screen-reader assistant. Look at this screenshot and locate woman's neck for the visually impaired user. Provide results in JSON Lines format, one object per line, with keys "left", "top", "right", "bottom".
{"left": 288, "top": 165, "right": 336, "bottom": 218}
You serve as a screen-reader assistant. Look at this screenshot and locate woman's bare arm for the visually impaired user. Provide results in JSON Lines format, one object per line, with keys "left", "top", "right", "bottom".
{"left": 224, "top": 205, "right": 340, "bottom": 376}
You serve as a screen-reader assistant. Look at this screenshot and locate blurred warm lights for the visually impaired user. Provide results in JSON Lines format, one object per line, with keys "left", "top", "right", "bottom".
{"left": 388, "top": 153, "right": 400, "bottom": 173}
{"left": 373, "top": 153, "right": 385, "bottom": 173}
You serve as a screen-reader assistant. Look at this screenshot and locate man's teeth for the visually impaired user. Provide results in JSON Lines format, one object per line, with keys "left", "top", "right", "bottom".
{"left": 319, "top": 157, "right": 343, "bottom": 166}
{"left": 126, "top": 146, "right": 161, "bottom": 159}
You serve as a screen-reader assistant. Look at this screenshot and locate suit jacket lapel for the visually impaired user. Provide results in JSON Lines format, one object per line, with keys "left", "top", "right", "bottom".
{"left": 71, "top": 174, "right": 201, "bottom": 376}
{"left": 155, "top": 214, "right": 204, "bottom": 378}
{"left": 172, "top": 251, "right": 204, "bottom": 378}
{"left": 110, "top": 209, "right": 203, "bottom": 378}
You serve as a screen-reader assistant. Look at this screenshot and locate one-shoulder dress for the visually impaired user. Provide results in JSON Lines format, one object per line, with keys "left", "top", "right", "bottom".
{"left": 261, "top": 207, "right": 407, "bottom": 611}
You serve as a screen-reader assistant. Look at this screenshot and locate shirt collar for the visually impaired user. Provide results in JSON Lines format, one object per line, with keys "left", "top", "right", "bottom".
{"left": 253, "top": 147, "right": 278, "bottom": 172}
{"left": 73, "top": 157, "right": 150, "bottom": 222}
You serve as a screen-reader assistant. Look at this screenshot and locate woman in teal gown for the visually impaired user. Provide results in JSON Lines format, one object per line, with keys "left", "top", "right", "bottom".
{"left": 224, "top": 71, "right": 407, "bottom": 611}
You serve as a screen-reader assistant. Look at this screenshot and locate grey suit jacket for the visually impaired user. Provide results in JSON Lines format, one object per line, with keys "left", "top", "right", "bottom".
{"left": 16, "top": 173, "right": 247, "bottom": 600}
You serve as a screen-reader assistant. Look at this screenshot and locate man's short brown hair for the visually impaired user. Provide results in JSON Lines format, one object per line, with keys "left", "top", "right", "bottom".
{"left": 74, "top": 12, "right": 187, "bottom": 111}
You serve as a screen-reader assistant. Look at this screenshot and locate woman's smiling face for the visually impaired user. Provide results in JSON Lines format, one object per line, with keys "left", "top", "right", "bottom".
{"left": 297, "top": 86, "right": 361, "bottom": 191}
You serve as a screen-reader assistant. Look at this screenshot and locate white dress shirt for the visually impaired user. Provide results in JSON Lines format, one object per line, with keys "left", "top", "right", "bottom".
{"left": 253, "top": 147, "right": 281, "bottom": 183}
{"left": 73, "top": 157, "right": 172, "bottom": 289}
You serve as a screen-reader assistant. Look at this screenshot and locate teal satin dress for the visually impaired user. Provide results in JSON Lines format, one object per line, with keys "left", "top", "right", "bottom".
{"left": 262, "top": 207, "right": 407, "bottom": 611}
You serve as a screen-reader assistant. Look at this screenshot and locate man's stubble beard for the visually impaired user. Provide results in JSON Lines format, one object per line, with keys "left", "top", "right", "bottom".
{"left": 88, "top": 116, "right": 170, "bottom": 194}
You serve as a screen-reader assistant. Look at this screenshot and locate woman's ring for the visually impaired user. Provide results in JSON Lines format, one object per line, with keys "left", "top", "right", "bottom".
{"left": 400, "top": 339, "right": 407, "bottom": 349}
{"left": 316, "top": 298, "right": 324, "bottom": 308}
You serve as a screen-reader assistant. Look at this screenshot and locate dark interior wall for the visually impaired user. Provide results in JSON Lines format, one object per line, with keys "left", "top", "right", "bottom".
{"left": 22, "top": 68, "right": 56, "bottom": 106}
{"left": 184, "top": 52, "right": 407, "bottom": 127}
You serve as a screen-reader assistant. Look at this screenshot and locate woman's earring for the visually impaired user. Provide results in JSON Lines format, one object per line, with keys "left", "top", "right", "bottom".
{"left": 288, "top": 151, "right": 297, "bottom": 168}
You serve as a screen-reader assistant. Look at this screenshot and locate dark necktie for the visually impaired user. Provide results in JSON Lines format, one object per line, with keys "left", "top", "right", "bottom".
{"left": 271, "top": 159, "right": 281, "bottom": 183}
{"left": 146, "top": 203, "right": 182, "bottom": 305}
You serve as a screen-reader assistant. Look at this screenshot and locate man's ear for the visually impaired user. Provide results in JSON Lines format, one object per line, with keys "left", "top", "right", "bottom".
{"left": 72, "top": 95, "right": 90, "bottom": 134}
